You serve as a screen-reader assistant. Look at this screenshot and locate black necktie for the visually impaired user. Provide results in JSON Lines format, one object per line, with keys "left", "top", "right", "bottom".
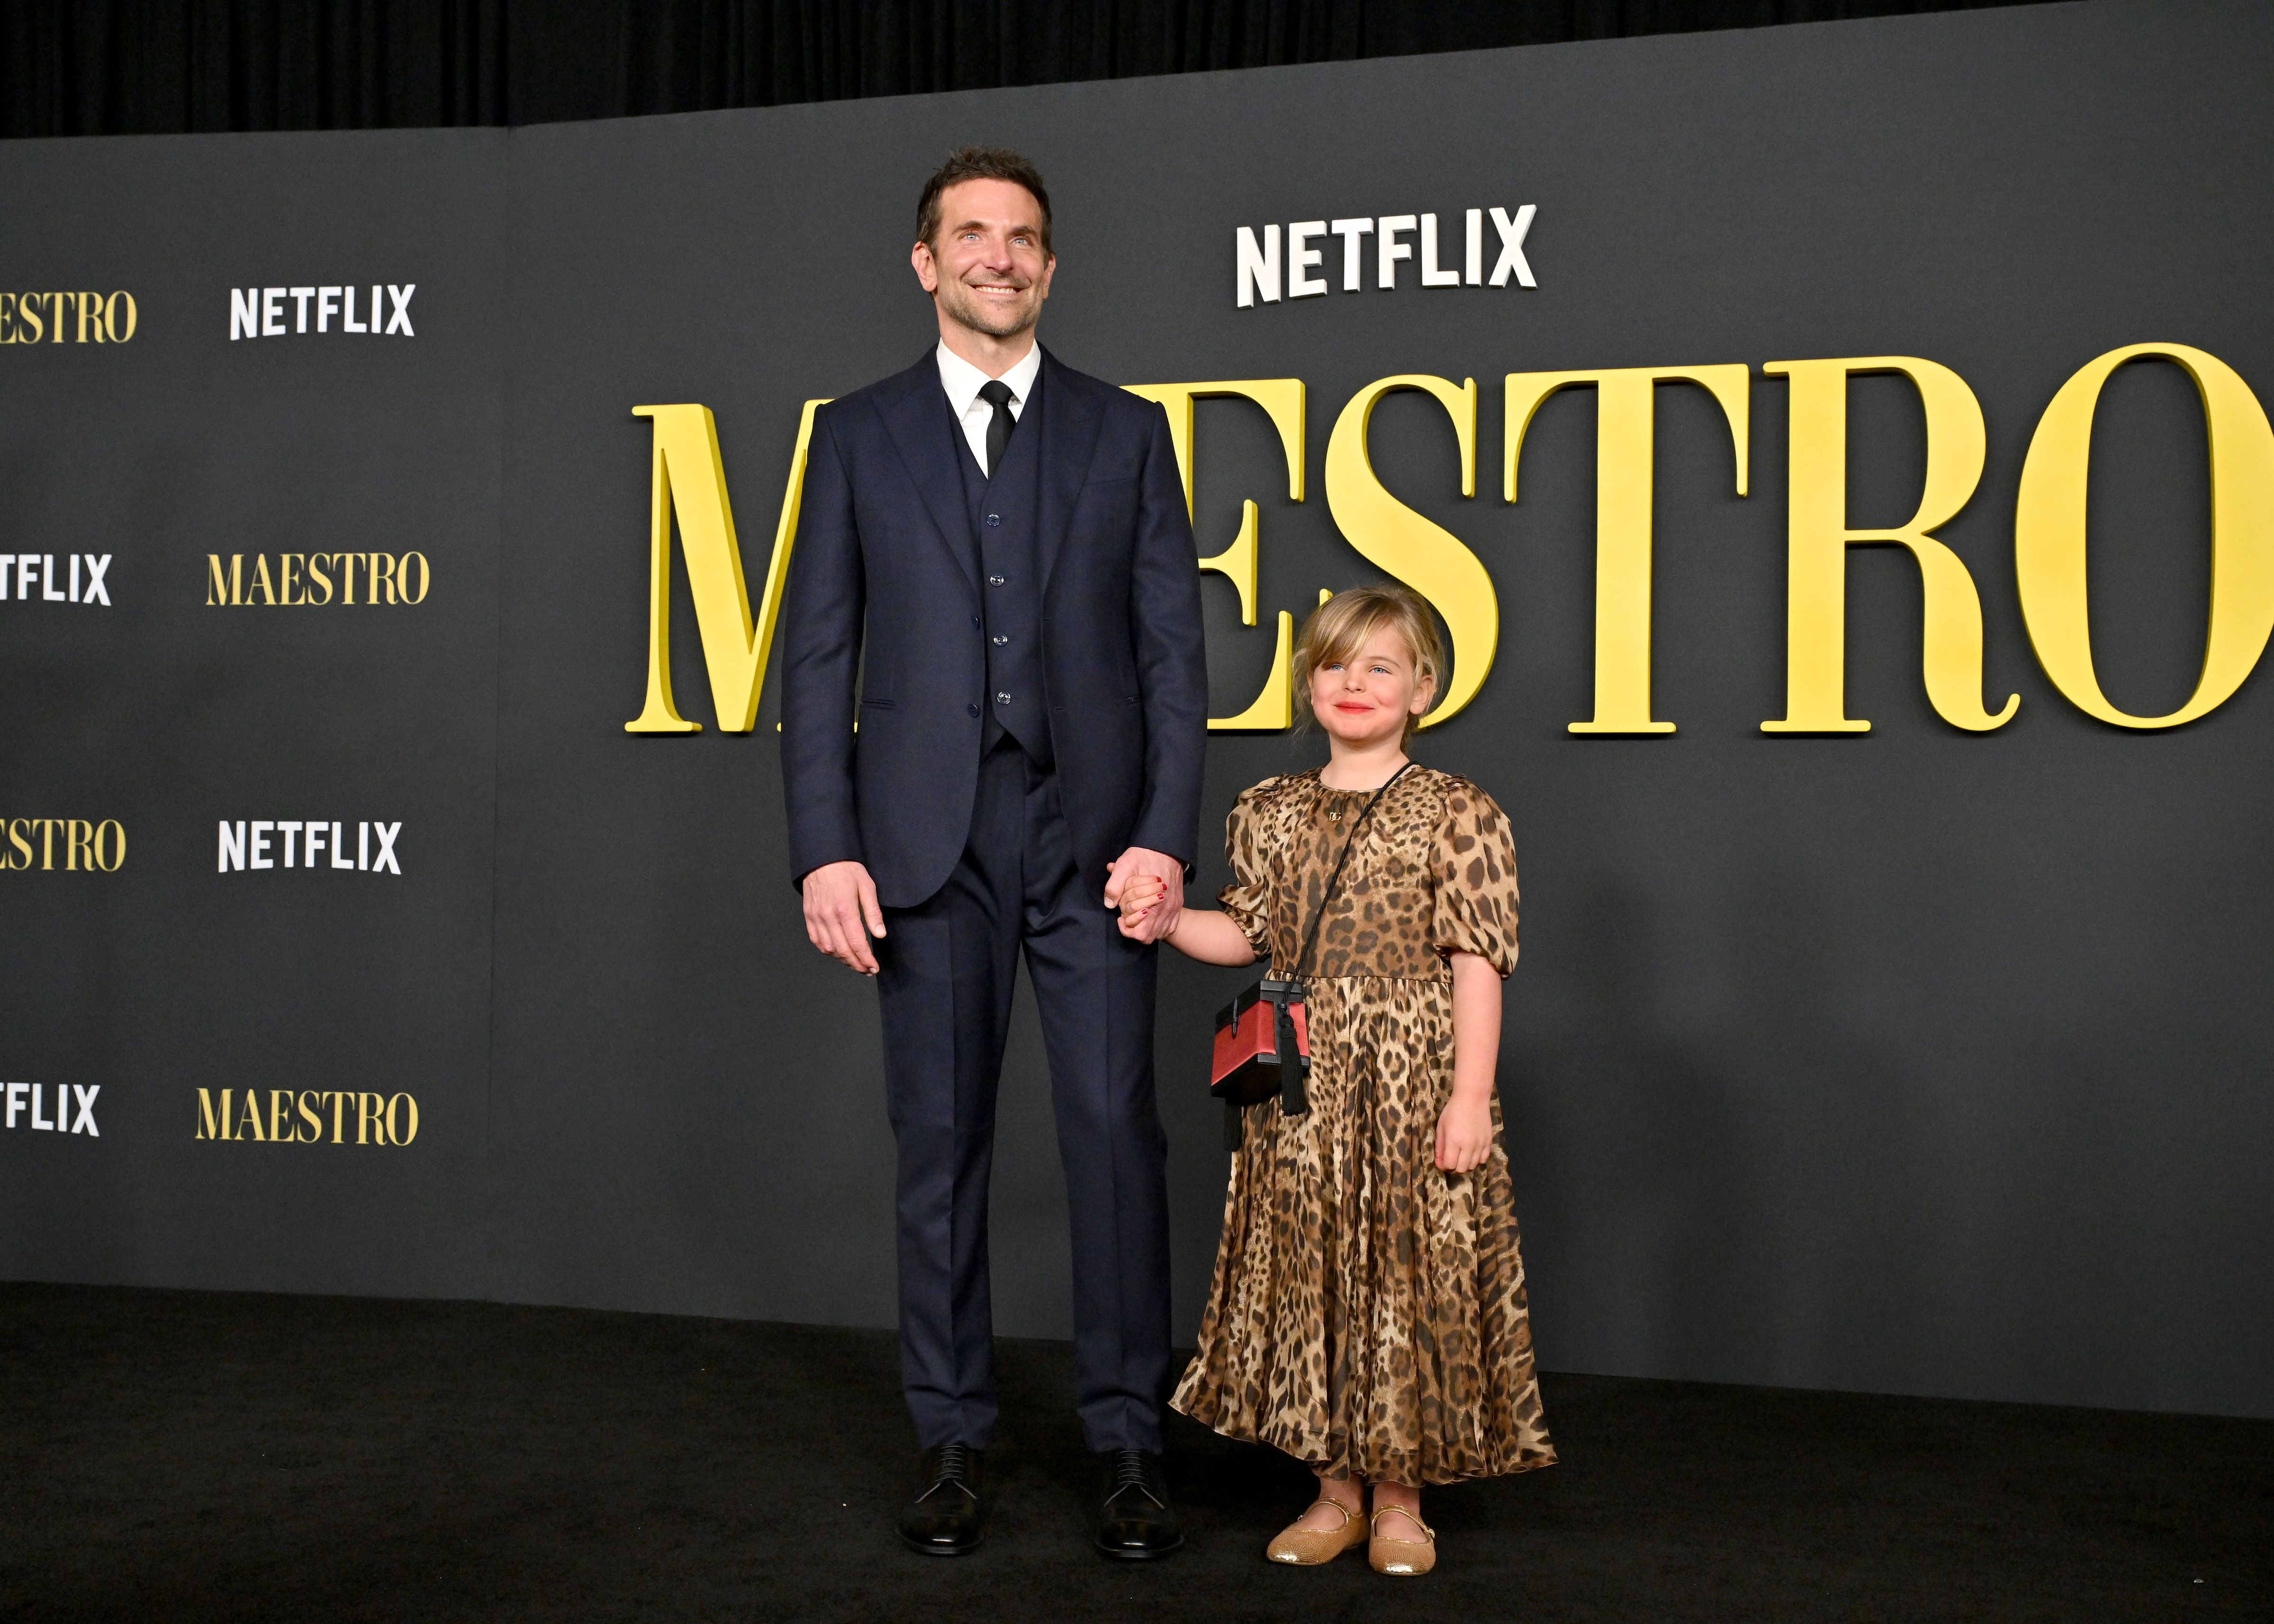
{"left": 978, "top": 378, "right": 1015, "bottom": 477}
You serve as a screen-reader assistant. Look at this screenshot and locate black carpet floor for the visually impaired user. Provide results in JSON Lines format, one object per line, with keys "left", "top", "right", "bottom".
{"left": 3, "top": 1283, "right": 2269, "bottom": 1623}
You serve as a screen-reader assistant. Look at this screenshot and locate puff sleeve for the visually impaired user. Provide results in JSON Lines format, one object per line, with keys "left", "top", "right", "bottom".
{"left": 1214, "top": 782, "right": 1279, "bottom": 960}
{"left": 1430, "top": 781, "right": 1520, "bottom": 978}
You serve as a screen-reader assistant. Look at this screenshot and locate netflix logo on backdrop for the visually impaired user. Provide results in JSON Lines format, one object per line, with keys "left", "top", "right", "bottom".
{"left": 1, "top": 552, "right": 113, "bottom": 606}
{"left": 3, "top": 1081, "right": 100, "bottom": 1137}
{"left": 1233, "top": 206, "right": 1537, "bottom": 306}
{"left": 228, "top": 284, "right": 415, "bottom": 339}
{"left": 217, "top": 819, "right": 401, "bottom": 875}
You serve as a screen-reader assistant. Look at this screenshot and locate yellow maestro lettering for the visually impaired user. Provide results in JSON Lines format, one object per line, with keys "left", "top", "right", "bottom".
{"left": 1121, "top": 381, "right": 1308, "bottom": 730}
{"left": 0, "top": 818, "right": 124, "bottom": 871}
{"left": 204, "top": 553, "right": 429, "bottom": 605}
{"left": 1504, "top": 365, "right": 1750, "bottom": 734}
{"left": 1324, "top": 375, "right": 1495, "bottom": 727}
{"left": 0, "top": 291, "right": 135, "bottom": 344}
{"left": 193, "top": 1088, "right": 419, "bottom": 1145}
{"left": 625, "top": 349, "right": 2274, "bottom": 742}
{"left": 625, "top": 400, "right": 830, "bottom": 733}
{"left": 2015, "top": 342, "right": 2274, "bottom": 728}
{"left": 1761, "top": 357, "right": 2017, "bottom": 734}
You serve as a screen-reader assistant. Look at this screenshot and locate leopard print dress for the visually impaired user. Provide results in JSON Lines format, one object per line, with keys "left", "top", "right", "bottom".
{"left": 1170, "top": 765, "right": 1555, "bottom": 1487}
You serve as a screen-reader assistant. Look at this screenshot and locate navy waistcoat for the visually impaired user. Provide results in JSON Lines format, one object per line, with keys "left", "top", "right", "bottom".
{"left": 950, "top": 377, "right": 1054, "bottom": 767}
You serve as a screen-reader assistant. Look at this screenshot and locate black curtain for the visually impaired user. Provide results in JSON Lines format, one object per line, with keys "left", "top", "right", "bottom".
{"left": 1, "top": 0, "right": 2043, "bottom": 137}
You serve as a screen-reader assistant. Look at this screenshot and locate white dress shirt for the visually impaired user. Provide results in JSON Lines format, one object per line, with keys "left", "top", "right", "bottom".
{"left": 936, "top": 340, "right": 1041, "bottom": 477}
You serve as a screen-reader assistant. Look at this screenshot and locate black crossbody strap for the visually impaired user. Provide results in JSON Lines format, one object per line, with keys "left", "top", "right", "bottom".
{"left": 1287, "top": 760, "right": 1415, "bottom": 985}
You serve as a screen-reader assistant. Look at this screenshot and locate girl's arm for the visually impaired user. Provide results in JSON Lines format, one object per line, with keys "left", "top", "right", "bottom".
{"left": 1437, "top": 950, "right": 1500, "bottom": 1173}
{"left": 1162, "top": 907, "right": 1261, "bottom": 966}
{"left": 1118, "top": 878, "right": 1259, "bottom": 966}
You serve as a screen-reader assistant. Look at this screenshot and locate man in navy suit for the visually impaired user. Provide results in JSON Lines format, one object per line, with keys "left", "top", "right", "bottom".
{"left": 780, "top": 148, "right": 1206, "bottom": 1559}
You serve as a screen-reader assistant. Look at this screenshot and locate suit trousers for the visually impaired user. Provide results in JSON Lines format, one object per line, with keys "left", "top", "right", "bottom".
{"left": 875, "top": 736, "right": 1172, "bottom": 1454}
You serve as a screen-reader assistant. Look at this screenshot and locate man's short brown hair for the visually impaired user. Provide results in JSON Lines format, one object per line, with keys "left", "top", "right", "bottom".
{"left": 916, "top": 147, "right": 1052, "bottom": 255}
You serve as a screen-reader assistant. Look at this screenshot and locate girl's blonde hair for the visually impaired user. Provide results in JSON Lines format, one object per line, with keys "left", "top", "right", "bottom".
{"left": 1292, "top": 583, "right": 1446, "bottom": 743}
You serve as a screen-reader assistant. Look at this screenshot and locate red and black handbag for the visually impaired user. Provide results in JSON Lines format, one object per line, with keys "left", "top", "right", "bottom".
{"left": 1209, "top": 763, "right": 1413, "bottom": 1148}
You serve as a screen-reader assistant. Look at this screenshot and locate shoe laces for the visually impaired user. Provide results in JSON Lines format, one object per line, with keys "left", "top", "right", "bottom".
{"left": 1105, "top": 1447, "right": 1162, "bottom": 1506}
{"left": 922, "top": 1441, "right": 978, "bottom": 1499}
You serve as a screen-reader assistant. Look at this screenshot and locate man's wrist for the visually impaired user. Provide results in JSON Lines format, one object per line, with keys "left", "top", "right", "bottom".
{"left": 1121, "top": 839, "right": 1193, "bottom": 878}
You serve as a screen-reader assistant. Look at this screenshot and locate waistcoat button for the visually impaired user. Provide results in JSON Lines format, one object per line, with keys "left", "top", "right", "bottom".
{"left": 985, "top": 513, "right": 1002, "bottom": 527}
{"left": 966, "top": 702, "right": 980, "bottom": 718}
{"left": 988, "top": 574, "right": 1006, "bottom": 587}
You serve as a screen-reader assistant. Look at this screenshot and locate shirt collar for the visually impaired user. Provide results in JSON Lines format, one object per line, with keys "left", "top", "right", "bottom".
{"left": 935, "top": 339, "right": 1042, "bottom": 415}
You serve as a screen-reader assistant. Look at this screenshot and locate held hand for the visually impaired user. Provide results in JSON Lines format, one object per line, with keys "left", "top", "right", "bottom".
{"left": 1103, "top": 846, "right": 1185, "bottom": 943}
{"left": 1435, "top": 1095, "right": 1494, "bottom": 1174}
{"left": 801, "top": 860, "right": 886, "bottom": 975}
{"left": 1116, "top": 875, "right": 1168, "bottom": 938}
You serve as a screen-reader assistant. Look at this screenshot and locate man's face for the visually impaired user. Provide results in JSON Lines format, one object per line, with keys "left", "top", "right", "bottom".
{"left": 913, "top": 178, "right": 1055, "bottom": 341}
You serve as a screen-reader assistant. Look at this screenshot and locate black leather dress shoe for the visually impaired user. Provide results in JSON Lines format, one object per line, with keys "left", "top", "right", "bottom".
{"left": 898, "top": 1442, "right": 985, "bottom": 1556}
{"left": 1094, "top": 1447, "right": 1183, "bottom": 1559}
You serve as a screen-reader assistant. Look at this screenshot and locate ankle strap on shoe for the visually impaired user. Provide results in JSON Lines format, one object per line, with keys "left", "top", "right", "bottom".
{"left": 1370, "top": 1506, "right": 1435, "bottom": 1542}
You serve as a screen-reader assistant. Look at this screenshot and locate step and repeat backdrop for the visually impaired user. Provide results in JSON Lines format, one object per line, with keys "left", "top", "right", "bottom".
{"left": 0, "top": 131, "right": 507, "bottom": 1300}
{"left": 7, "top": 0, "right": 2272, "bottom": 1418}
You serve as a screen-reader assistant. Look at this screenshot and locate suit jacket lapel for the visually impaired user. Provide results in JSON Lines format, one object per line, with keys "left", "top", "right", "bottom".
{"left": 1035, "top": 348, "right": 1105, "bottom": 595}
{"left": 875, "top": 354, "right": 981, "bottom": 598}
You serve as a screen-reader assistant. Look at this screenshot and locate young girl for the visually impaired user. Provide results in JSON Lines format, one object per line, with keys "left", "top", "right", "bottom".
{"left": 1119, "top": 583, "right": 1554, "bottom": 1576}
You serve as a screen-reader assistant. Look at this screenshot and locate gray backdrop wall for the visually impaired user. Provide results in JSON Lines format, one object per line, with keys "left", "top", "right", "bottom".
{"left": 5, "top": 0, "right": 2271, "bottom": 1420}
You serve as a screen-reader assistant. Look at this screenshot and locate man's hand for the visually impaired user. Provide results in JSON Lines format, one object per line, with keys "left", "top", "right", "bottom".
{"left": 802, "top": 860, "right": 886, "bottom": 975}
{"left": 1103, "top": 847, "right": 1184, "bottom": 944}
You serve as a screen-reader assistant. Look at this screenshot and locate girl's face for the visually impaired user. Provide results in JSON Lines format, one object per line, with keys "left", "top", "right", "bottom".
{"left": 1309, "top": 626, "right": 1435, "bottom": 749}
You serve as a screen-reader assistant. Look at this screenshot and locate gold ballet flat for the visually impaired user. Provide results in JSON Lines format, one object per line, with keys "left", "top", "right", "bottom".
{"left": 1368, "top": 1506, "right": 1436, "bottom": 1576}
{"left": 1265, "top": 1498, "right": 1366, "bottom": 1565}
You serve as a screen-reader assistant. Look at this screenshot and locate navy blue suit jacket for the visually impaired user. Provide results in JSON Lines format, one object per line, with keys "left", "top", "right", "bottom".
{"left": 780, "top": 348, "right": 1208, "bottom": 909}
